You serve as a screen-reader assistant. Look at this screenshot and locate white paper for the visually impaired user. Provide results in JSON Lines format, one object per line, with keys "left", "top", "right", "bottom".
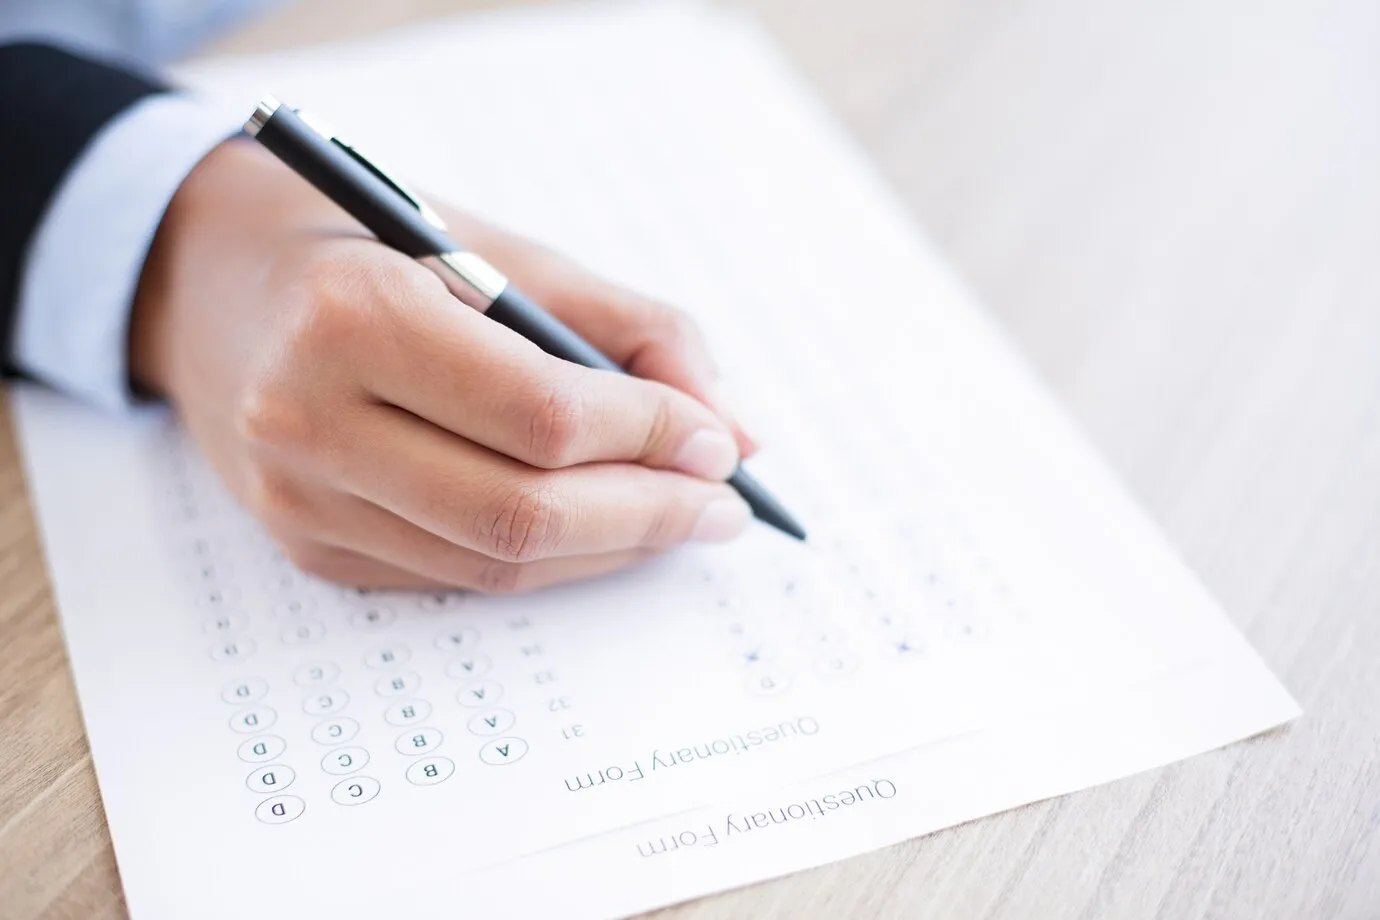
{"left": 11, "top": 3, "right": 1298, "bottom": 918}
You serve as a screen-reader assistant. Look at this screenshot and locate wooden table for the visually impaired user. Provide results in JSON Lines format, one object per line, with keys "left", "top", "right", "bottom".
{"left": 3, "top": 1, "right": 1377, "bottom": 917}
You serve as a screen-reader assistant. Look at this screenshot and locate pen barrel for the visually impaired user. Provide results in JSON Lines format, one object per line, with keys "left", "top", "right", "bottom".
{"left": 485, "top": 287, "right": 622, "bottom": 373}
{"left": 252, "top": 106, "right": 453, "bottom": 259}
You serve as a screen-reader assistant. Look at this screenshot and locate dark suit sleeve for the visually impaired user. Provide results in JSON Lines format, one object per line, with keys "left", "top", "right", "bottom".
{"left": 0, "top": 42, "right": 168, "bottom": 375}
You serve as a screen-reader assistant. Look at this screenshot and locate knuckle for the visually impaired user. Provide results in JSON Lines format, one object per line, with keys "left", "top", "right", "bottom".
{"left": 637, "top": 486, "right": 687, "bottom": 548}
{"left": 363, "top": 256, "right": 434, "bottom": 317}
{"left": 642, "top": 386, "right": 680, "bottom": 458}
{"left": 640, "top": 504, "right": 679, "bottom": 548}
{"left": 525, "top": 382, "right": 586, "bottom": 468}
{"left": 234, "top": 382, "right": 311, "bottom": 450}
{"left": 288, "top": 251, "right": 382, "bottom": 354}
{"left": 241, "top": 466, "right": 310, "bottom": 531}
{"left": 481, "top": 481, "right": 570, "bottom": 563}
{"left": 301, "top": 288, "right": 372, "bottom": 354}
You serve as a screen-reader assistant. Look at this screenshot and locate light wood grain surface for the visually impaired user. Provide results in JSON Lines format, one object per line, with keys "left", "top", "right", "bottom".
{"left": 3, "top": 0, "right": 1378, "bottom": 917}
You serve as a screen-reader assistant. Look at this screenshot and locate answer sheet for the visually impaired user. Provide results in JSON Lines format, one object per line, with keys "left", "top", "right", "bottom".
{"left": 12, "top": 3, "right": 1298, "bottom": 918}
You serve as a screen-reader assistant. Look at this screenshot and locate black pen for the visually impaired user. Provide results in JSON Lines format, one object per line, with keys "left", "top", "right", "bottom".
{"left": 244, "top": 97, "right": 806, "bottom": 541}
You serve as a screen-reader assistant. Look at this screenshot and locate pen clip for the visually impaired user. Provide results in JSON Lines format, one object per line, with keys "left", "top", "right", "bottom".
{"left": 295, "top": 108, "right": 449, "bottom": 231}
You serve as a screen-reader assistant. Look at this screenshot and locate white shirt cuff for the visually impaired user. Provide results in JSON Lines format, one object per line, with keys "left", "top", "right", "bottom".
{"left": 12, "top": 93, "right": 244, "bottom": 411}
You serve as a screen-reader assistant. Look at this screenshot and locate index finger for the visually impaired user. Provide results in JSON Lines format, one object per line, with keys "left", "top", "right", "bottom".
{"left": 440, "top": 217, "right": 758, "bottom": 455}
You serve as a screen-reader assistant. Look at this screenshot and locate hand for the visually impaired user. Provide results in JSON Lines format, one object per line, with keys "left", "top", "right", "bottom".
{"left": 130, "top": 140, "right": 757, "bottom": 593}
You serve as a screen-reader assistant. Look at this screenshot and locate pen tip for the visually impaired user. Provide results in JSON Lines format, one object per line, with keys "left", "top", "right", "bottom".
{"left": 725, "top": 466, "right": 806, "bottom": 542}
{"left": 764, "top": 508, "right": 807, "bottom": 542}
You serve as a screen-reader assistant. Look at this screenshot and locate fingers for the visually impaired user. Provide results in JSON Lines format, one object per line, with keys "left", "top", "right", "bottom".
{"left": 330, "top": 406, "right": 752, "bottom": 561}
{"left": 310, "top": 495, "right": 664, "bottom": 593}
{"left": 354, "top": 264, "right": 741, "bottom": 478}
{"left": 432, "top": 212, "right": 757, "bottom": 455}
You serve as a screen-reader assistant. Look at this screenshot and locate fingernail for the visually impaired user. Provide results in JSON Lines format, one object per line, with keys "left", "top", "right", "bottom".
{"left": 691, "top": 497, "right": 752, "bottom": 543}
{"left": 672, "top": 429, "right": 740, "bottom": 480}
